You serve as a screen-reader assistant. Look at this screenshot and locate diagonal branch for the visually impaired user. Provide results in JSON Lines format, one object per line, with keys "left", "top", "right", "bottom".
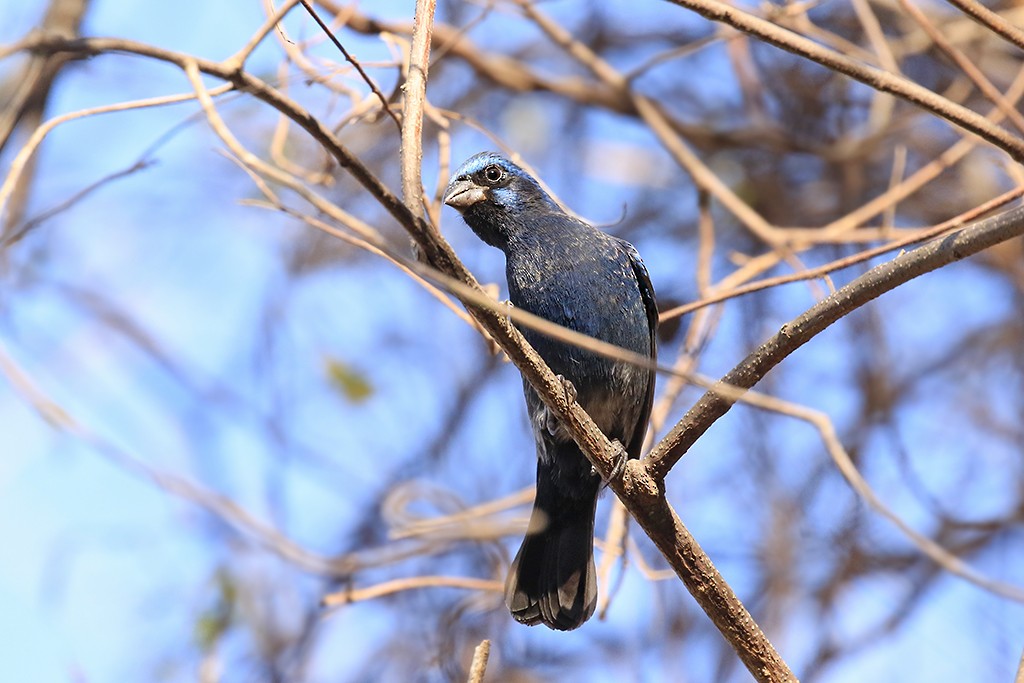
{"left": 296, "top": 0, "right": 402, "bottom": 130}
{"left": 662, "top": 0, "right": 1024, "bottom": 162}
{"left": 942, "top": 0, "right": 1024, "bottom": 52}
{"left": 646, "top": 202, "right": 1024, "bottom": 480}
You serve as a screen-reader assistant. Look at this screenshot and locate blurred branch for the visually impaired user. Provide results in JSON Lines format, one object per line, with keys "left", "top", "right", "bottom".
{"left": 817, "top": 65, "right": 1024, "bottom": 239}
{"left": 2, "top": 157, "right": 154, "bottom": 249}
{"left": 647, "top": 202, "right": 1024, "bottom": 480}
{"left": 942, "top": 0, "right": 1024, "bottom": 52}
{"left": 0, "top": 0, "right": 91, "bottom": 231}
{"left": 322, "top": 576, "right": 501, "bottom": 607}
{"left": 849, "top": 0, "right": 897, "bottom": 134}
{"left": 898, "top": 0, "right": 1024, "bottom": 135}
{"left": 519, "top": 1, "right": 785, "bottom": 245}
{"left": 689, "top": 372, "right": 1024, "bottom": 602}
{"left": 660, "top": 185, "right": 1024, "bottom": 320}
{"left": 0, "top": 82, "right": 234, "bottom": 232}
{"left": 226, "top": 0, "right": 301, "bottom": 69}
{"left": 594, "top": 498, "right": 628, "bottom": 619}
{"left": 329, "top": 2, "right": 789, "bottom": 153}
{"left": 0, "top": 338, "right": 347, "bottom": 576}
{"left": 663, "top": 0, "right": 1024, "bottom": 162}
{"left": 0, "top": 330, "right": 499, "bottom": 587}
{"left": 296, "top": 0, "right": 402, "bottom": 129}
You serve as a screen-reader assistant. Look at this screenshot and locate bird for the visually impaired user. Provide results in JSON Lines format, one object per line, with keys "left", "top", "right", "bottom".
{"left": 443, "top": 151, "right": 657, "bottom": 631}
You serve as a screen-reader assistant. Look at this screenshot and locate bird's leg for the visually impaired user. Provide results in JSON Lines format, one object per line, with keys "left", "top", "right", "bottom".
{"left": 595, "top": 439, "right": 630, "bottom": 485}
{"left": 543, "top": 375, "right": 577, "bottom": 436}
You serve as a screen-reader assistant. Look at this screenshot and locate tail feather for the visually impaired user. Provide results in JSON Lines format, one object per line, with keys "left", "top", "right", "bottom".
{"left": 504, "top": 466, "right": 599, "bottom": 631}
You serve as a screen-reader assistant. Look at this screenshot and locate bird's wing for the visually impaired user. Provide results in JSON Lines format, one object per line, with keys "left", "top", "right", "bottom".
{"left": 615, "top": 238, "right": 658, "bottom": 347}
{"left": 614, "top": 237, "right": 658, "bottom": 459}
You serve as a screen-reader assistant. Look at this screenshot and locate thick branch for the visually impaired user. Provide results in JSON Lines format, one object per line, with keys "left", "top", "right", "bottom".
{"left": 646, "top": 203, "right": 1024, "bottom": 480}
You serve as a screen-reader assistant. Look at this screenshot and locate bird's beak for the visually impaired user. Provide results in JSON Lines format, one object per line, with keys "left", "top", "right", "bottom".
{"left": 443, "top": 178, "right": 487, "bottom": 211}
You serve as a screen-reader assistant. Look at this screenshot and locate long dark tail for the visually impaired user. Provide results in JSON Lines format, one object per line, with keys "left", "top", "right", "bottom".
{"left": 504, "top": 458, "right": 600, "bottom": 631}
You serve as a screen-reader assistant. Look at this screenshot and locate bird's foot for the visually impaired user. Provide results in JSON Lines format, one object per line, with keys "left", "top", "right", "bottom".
{"left": 543, "top": 375, "right": 577, "bottom": 436}
{"left": 594, "top": 439, "right": 630, "bottom": 485}
{"left": 557, "top": 375, "right": 577, "bottom": 405}
{"left": 410, "top": 238, "right": 427, "bottom": 264}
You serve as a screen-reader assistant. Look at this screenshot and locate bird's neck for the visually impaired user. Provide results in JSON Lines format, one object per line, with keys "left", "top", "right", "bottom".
{"left": 463, "top": 200, "right": 564, "bottom": 251}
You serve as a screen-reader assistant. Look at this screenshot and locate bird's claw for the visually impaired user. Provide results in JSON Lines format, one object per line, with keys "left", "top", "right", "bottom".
{"left": 594, "top": 439, "right": 629, "bottom": 485}
{"left": 542, "top": 375, "right": 577, "bottom": 436}
{"left": 410, "top": 238, "right": 427, "bottom": 264}
{"left": 557, "top": 375, "right": 577, "bottom": 405}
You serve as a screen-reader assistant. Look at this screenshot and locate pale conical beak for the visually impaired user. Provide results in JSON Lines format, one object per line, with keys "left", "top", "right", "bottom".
{"left": 443, "top": 178, "right": 487, "bottom": 211}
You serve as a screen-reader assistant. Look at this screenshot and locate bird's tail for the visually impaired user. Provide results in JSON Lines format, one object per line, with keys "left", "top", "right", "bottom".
{"left": 504, "top": 462, "right": 600, "bottom": 631}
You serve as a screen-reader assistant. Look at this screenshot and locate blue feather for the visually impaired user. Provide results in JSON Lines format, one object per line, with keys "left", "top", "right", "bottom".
{"left": 444, "top": 153, "right": 658, "bottom": 631}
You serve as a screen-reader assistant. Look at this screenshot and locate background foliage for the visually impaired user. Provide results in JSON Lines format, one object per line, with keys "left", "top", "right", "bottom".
{"left": 1, "top": 0, "right": 1023, "bottom": 681}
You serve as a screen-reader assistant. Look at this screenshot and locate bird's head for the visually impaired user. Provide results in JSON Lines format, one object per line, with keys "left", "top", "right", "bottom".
{"left": 443, "top": 152, "right": 557, "bottom": 248}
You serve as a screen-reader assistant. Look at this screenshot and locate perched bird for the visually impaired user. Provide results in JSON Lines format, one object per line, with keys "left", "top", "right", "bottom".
{"left": 444, "top": 152, "right": 657, "bottom": 631}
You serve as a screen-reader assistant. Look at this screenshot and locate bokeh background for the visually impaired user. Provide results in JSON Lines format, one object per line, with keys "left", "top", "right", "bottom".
{"left": 2, "top": 0, "right": 1023, "bottom": 681}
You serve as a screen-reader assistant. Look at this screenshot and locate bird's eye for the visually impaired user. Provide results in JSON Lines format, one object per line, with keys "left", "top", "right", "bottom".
{"left": 483, "top": 165, "right": 504, "bottom": 184}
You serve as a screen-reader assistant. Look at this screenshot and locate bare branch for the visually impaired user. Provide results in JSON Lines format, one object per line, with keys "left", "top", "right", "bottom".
{"left": 298, "top": 0, "right": 402, "bottom": 129}
{"left": 400, "top": 0, "right": 436, "bottom": 220}
{"left": 898, "top": 0, "right": 1024, "bottom": 134}
{"left": 690, "top": 373, "right": 1024, "bottom": 602}
{"left": 468, "top": 639, "right": 490, "bottom": 683}
{"left": 321, "top": 576, "right": 502, "bottom": 607}
{"left": 943, "top": 0, "right": 1024, "bottom": 52}
{"left": 660, "top": 186, "right": 1024, "bottom": 321}
{"left": 647, "top": 202, "right": 1024, "bottom": 480}
{"left": 663, "top": 0, "right": 1024, "bottom": 162}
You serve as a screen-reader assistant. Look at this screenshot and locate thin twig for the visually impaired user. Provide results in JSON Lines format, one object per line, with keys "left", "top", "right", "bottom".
{"left": 647, "top": 202, "right": 1024, "bottom": 479}
{"left": 899, "top": 0, "right": 1024, "bottom": 135}
{"left": 321, "top": 576, "right": 502, "bottom": 607}
{"left": 663, "top": 0, "right": 1024, "bottom": 162}
{"left": 687, "top": 373, "right": 1024, "bottom": 602}
{"left": 2, "top": 158, "right": 155, "bottom": 248}
{"left": 298, "top": 0, "right": 402, "bottom": 129}
{"left": 943, "top": 0, "right": 1024, "bottom": 52}
{"left": 517, "top": 0, "right": 783, "bottom": 245}
{"left": 0, "top": 82, "right": 234, "bottom": 228}
{"left": 659, "top": 186, "right": 1024, "bottom": 321}
{"left": 224, "top": 0, "right": 302, "bottom": 70}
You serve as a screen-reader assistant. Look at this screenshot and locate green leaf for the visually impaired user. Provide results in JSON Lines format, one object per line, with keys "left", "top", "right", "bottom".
{"left": 325, "top": 357, "right": 373, "bottom": 403}
{"left": 194, "top": 570, "right": 236, "bottom": 652}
